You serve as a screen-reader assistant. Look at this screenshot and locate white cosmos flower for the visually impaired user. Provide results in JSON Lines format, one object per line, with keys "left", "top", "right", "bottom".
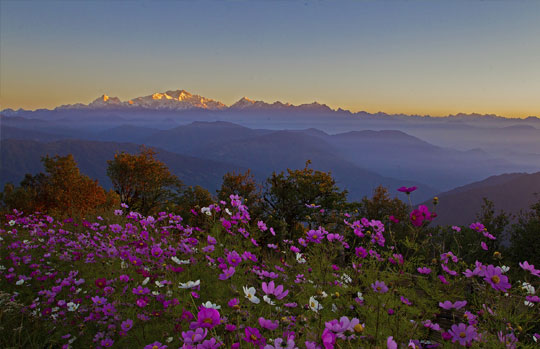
{"left": 155, "top": 281, "right": 165, "bottom": 288}
{"left": 179, "top": 280, "right": 200, "bottom": 289}
{"left": 243, "top": 286, "right": 260, "bottom": 304}
{"left": 522, "top": 282, "right": 535, "bottom": 295}
{"left": 341, "top": 273, "right": 352, "bottom": 284}
{"left": 166, "top": 337, "right": 174, "bottom": 343}
{"left": 263, "top": 295, "right": 275, "bottom": 305}
{"left": 142, "top": 277, "right": 150, "bottom": 285}
{"left": 296, "top": 253, "right": 306, "bottom": 264}
{"left": 357, "top": 292, "right": 364, "bottom": 301}
{"left": 16, "top": 279, "right": 24, "bottom": 285}
{"left": 201, "top": 301, "right": 221, "bottom": 309}
{"left": 225, "top": 208, "right": 232, "bottom": 215}
{"left": 201, "top": 207, "right": 212, "bottom": 216}
{"left": 172, "top": 256, "right": 191, "bottom": 265}
{"left": 67, "top": 302, "right": 80, "bottom": 312}
{"left": 8, "top": 220, "right": 16, "bottom": 226}
{"left": 309, "top": 296, "right": 322, "bottom": 312}
{"left": 501, "top": 266, "right": 510, "bottom": 273}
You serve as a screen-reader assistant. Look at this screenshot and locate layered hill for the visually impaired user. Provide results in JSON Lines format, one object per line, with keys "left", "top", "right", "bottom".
{"left": 422, "top": 172, "right": 540, "bottom": 226}
{"left": 0, "top": 139, "right": 247, "bottom": 193}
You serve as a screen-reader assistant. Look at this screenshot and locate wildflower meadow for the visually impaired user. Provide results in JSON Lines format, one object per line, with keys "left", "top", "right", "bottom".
{"left": 1, "top": 189, "right": 539, "bottom": 348}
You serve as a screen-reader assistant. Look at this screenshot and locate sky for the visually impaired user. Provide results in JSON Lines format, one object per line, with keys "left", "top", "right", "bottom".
{"left": 1, "top": 0, "right": 539, "bottom": 117}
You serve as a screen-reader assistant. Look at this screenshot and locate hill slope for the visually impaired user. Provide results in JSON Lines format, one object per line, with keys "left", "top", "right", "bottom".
{"left": 422, "top": 172, "right": 540, "bottom": 226}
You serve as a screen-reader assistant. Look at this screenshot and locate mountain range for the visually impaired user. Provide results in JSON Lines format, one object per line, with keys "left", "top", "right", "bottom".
{"left": 1, "top": 89, "right": 539, "bottom": 223}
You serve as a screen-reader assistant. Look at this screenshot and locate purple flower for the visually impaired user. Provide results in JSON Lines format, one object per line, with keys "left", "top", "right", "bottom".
{"left": 448, "top": 323, "right": 477, "bottom": 346}
{"left": 398, "top": 186, "right": 417, "bottom": 194}
{"left": 439, "top": 300, "right": 467, "bottom": 310}
{"left": 218, "top": 266, "right": 236, "bottom": 280}
{"left": 417, "top": 267, "right": 431, "bottom": 274}
{"left": 144, "top": 342, "right": 167, "bottom": 349}
{"left": 182, "top": 328, "right": 208, "bottom": 345}
{"left": 371, "top": 280, "right": 389, "bottom": 293}
{"left": 483, "top": 265, "right": 511, "bottom": 292}
{"left": 322, "top": 329, "right": 336, "bottom": 348}
{"left": 481, "top": 241, "right": 488, "bottom": 251}
{"left": 151, "top": 245, "right": 163, "bottom": 258}
{"left": 519, "top": 261, "right": 540, "bottom": 276}
{"left": 195, "top": 307, "right": 220, "bottom": 329}
{"left": 100, "top": 338, "right": 114, "bottom": 347}
{"left": 227, "top": 251, "right": 242, "bottom": 267}
{"left": 387, "top": 336, "right": 398, "bottom": 349}
{"left": 262, "top": 281, "right": 289, "bottom": 300}
{"left": 121, "top": 319, "right": 133, "bottom": 332}
{"left": 91, "top": 296, "right": 107, "bottom": 305}
{"left": 243, "top": 327, "right": 265, "bottom": 346}
{"left": 258, "top": 317, "right": 279, "bottom": 330}
{"left": 400, "top": 296, "right": 412, "bottom": 306}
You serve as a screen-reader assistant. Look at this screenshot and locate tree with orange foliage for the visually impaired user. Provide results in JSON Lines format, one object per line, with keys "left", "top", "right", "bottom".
{"left": 0, "top": 154, "right": 118, "bottom": 217}
{"left": 107, "top": 146, "right": 181, "bottom": 215}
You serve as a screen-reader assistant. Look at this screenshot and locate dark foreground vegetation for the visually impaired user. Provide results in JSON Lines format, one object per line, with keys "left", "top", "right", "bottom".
{"left": 1, "top": 147, "right": 539, "bottom": 348}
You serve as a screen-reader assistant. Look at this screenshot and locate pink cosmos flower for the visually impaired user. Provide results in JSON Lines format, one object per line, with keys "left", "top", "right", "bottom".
{"left": 481, "top": 241, "right": 488, "bottom": 251}
{"left": 448, "top": 323, "right": 477, "bottom": 346}
{"left": 387, "top": 336, "right": 398, "bottom": 349}
{"left": 439, "top": 300, "right": 467, "bottom": 310}
{"left": 417, "top": 267, "right": 431, "bottom": 274}
{"left": 262, "top": 281, "right": 289, "bottom": 300}
{"left": 218, "top": 266, "right": 235, "bottom": 280}
{"left": 182, "top": 328, "right": 208, "bottom": 345}
{"left": 398, "top": 186, "right": 417, "bottom": 194}
{"left": 371, "top": 280, "right": 389, "bottom": 293}
{"left": 144, "top": 342, "right": 167, "bottom": 349}
{"left": 258, "top": 317, "right": 279, "bottom": 330}
{"left": 243, "top": 327, "right": 265, "bottom": 346}
{"left": 519, "top": 261, "right": 540, "bottom": 276}
{"left": 321, "top": 329, "right": 336, "bottom": 349}
{"left": 227, "top": 251, "right": 242, "bottom": 266}
{"left": 121, "top": 319, "right": 133, "bottom": 332}
{"left": 483, "top": 265, "right": 511, "bottom": 292}
{"left": 195, "top": 307, "right": 221, "bottom": 329}
{"left": 400, "top": 296, "right": 412, "bottom": 306}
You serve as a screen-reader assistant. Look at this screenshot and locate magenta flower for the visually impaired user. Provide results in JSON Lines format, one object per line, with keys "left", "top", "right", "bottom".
{"left": 195, "top": 307, "right": 221, "bottom": 329}
{"left": 400, "top": 296, "right": 412, "bottom": 306}
{"left": 371, "top": 280, "right": 389, "bottom": 293}
{"left": 144, "top": 342, "right": 167, "bottom": 349}
{"left": 91, "top": 296, "right": 107, "bottom": 305}
{"left": 321, "top": 329, "right": 336, "bottom": 348}
{"left": 182, "top": 328, "right": 208, "bottom": 345}
{"left": 133, "top": 285, "right": 150, "bottom": 295}
{"left": 439, "top": 300, "right": 467, "bottom": 310}
{"left": 480, "top": 241, "right": 488, "bottom": 250}
{"left": 258, "top": 317, "right": 279, "bottom": 330}
{"left": 243, "top": 327, "right": 265, "bottom": 346}
{"left": 306, "top": 229, "right": 324, "bottom": 243}
{"left": 228, "top": 298, "right": 239, "bottom": 308}
{"left": 227, "top": 251, "right": 242, "bottom": 267}
{"left": 483, "top": 265, "right": 511, "bottom": 292}
{"left": 398, "top": 186, "right": 417, "bottom": 194}
{"left": 121, "top": 319, "right": 133, "bottom": 332}
{"left": 386, "top": 336, "right": 398, "bottom": 349}
{"left": 448, "top": 323, "right": 477, "bottom": 346}
{"left": 417, "top": 267, "right": 431, "bottom": 274}
{"left": 519, "top": 261, "right": 540, "bottom": 276}
{"left": 262, "top": 281, "right": 289, "bottom": 300}
{"left": 218, "top": 266, "right": 236, "bottom": 280}
{"left": 101, "top": 338, "right": 114, "bottom": 347}
{"left": 151, "top": 245, "right": 163, "bottom": 258}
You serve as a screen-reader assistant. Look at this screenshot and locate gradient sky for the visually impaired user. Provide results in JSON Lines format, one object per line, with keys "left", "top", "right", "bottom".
{"left": 1, "top": 0, "right": 539, "bottom": 117}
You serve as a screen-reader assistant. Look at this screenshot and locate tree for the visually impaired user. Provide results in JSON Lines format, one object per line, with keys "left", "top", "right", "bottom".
{"left": 107, "top": 146, "right": 181, "bottom": 215}
{"left": 509, "top": 198, "right": 540, "bottom": 266}
{"left": 217, "top": 170, "right": 263, "bottom": 219}
{"left": 358, "top": 186, "right": 408, "bottom": 222}
{"left": 263, "top": 161, "right": 347, "bottom": 239}
{"left": 1, "top": 155, "right": 117, "bottom": 217}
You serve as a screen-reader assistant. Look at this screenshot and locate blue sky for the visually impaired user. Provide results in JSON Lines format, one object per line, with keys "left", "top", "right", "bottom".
{"left": 1, "top": 0, "right": 539, "bottom": 117}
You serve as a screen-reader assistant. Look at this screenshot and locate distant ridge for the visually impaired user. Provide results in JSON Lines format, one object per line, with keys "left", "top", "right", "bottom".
{"left": 2, "top": 89, "right": 538, "bottom": 120}
{"left": 422, "top": 172, "right": 540, "bottom": 226}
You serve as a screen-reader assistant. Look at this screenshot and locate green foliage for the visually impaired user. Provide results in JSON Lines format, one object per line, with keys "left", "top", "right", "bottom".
{"left": 217, "top": 169, "right": 263, "bottom": 219}
{"left": 107, "top": 146, "right": 181, "bottom": 215}
{"left": 263, "top": 161, "right": 348, "bottom": 240}
{"left": 510, "top": 198, "right": 540, "bottom": 266}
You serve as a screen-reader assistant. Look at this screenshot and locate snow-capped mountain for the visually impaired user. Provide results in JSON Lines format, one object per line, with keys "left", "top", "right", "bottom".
{"left": 50, "top": 89, "right": 337, "bottom": 113}
{"left": 56, "top": 90, "right": 227, "bottom": 111}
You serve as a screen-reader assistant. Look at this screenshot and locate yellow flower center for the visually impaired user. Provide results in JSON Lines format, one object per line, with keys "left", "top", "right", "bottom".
{"left": 354, "top": 324, "right": 364, "bottom": 333}
{"left": 251, "top": 335, "right": 258, "bottom": 341}
{"left": 312, "top": 234, "right": 318, "bottom": 239}
{"left": 460, "top": 332, "right": 466, "bottom": 338}
{"left": 377, "top": 286, "right": 381, "bottom": 291}
{"left": 491, "top": 275, "right": 501, "bottom": 284}
{"left": 203, "top": 318, "right": 213, "bottom": 324}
